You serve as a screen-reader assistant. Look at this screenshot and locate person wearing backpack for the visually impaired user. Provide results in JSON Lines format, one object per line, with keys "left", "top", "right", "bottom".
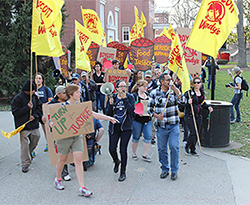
{"left": 228, "top": 67, "right": 243, "bottom": 123}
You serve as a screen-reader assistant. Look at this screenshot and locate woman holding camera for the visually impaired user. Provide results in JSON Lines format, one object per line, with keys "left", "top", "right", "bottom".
{"left": 228, "top": 67, "right": 243, "bottom": 123}
{"left": 106, "top": 80, "right": 135, "bottom": 182}
{"left": 184, "top": 77, "right": 213, "bottom": 156}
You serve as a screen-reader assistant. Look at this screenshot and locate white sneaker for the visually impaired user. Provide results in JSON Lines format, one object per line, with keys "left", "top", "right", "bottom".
{"left": 132, "top": 154, "right": 138, "bottom": 161}
{"left": 79, "top": 187, "right": 93, "bottom": 197}
{"left": 142, "top": 155, "right": 151, "bottom": 162}
{"left": 54, "top": 178, "right": 64, "bottom": 190}
{"left": 63, "top": 174, "right": 71, "bottom": 181}
{"left": 183, "top": 141, "right": 187, "bottom": 147}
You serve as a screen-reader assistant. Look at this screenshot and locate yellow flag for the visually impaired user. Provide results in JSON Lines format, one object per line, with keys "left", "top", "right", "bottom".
{"left": 168, "top": 32, "right": 190, "bottom": 94}
{"left": 159, "top": 26, "right": 168, "bottom": 37}
{"left": 186, "top": 0, "right": 239, "bottom": 58}
{"left": 31, "top": 0, "right": 64, "bottom": 57}
{"left": 75, "top": 20, "right": 92, "bottom": 71}
{"left": 81, "top": 7, "right": 104, "bottom": 45}
{"left": 129, "top": 6, "right": 145, "bottom": 43}
{"left": 1, "top": 123, "right": 27, "bottom": 139}
{"left": 141, "top": 11, "right": 147, "bottom": 27}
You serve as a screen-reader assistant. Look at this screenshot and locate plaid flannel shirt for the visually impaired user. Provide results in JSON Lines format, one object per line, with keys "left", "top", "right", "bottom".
{"left": 147, "top": 87, "right": 180, "bottom": 128}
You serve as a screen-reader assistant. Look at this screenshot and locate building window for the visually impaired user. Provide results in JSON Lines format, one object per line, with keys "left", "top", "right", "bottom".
{"left": 122, "top": 27, "right": 129, "bottom": 42}
{"left": 154, "top": 17, "right": 159, "bottom": 23}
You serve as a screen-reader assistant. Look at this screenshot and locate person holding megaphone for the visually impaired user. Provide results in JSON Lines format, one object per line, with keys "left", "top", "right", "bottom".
{"left": 106, "top": 80, "right": 135, "bottom": 182}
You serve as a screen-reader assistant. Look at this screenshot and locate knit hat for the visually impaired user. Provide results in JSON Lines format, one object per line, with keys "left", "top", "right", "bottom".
{"left": 22, "top": 80, "right": 36, "bottom": 91}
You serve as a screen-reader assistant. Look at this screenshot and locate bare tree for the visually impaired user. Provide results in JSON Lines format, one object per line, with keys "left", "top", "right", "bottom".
{"left": 170, "top": 0, "right": 200, "bottom": 28}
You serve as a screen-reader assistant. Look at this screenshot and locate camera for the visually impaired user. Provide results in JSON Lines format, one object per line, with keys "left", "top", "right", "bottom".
{"left": 225, "top": 82, "right": 234, "bottom": 88}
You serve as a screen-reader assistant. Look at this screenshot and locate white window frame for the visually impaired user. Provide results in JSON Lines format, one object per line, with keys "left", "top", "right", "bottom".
{"left": 122, "top": 26, "right": 130, "bottom": 43}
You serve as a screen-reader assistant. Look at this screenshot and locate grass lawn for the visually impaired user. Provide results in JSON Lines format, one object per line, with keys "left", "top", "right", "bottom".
{"left": 205, "top": 69, "right": 250, "bottom": 157}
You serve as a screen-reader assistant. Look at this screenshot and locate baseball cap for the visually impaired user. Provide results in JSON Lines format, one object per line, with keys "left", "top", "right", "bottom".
{"left": 232, "top": 67, "right": 241, "bottom": 74}
{"left": 145, "top": 70, "right": 152, "bottom": 78}
{"left": 71, "top": 73, "right": 79, "bottom": 79}
{"left": 54, "top": 85, "right": 65, "bottom": 97}
{"left": 81, "top": 71, "right": 88, "bottom": 77}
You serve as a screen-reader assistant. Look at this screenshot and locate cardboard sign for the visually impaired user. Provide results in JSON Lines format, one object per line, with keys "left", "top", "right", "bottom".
{"left": 49, "top": 102, "right": 94, "bottom": 140}
{"left": 43, "top": 103, "right": 90, "bottom": 166}
{"left": 108, "top": 42, "right": 129, "bottom": 66}
{"left": 152, "top": 36, "right": 171, "bottom": 64}
{"left": 176, "top": 27, "right": 202, "bottom": 75}
{"left": 130, "top": 38, "right": 154, "bottom": 71}
{"left": 59, "top": 54, "right": 69, "bottom": 78}
{"left": 106, "top": 68, "right": 129, "bottom": 85}
{"left": 97, "top": 47, "right": 117, "bottom": 65}
{"left": 86, "top": 41, "right": 100, "bottom": 68}
{"left": 141, "top": 100, "right": 149, "bottom": 116}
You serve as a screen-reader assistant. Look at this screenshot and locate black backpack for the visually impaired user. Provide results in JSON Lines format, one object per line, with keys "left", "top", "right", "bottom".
{"left": 235, "top": 75, "right": 249, "bottom": 96}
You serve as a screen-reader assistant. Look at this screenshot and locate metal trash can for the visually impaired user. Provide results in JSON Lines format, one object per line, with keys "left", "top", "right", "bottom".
{"left": 201, "top": 100, "right": 232, "bottom": 147}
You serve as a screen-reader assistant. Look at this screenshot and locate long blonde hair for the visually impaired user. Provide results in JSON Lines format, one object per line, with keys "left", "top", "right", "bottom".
{"left": 131, "top": 80, "right": 148, "bottom": 93}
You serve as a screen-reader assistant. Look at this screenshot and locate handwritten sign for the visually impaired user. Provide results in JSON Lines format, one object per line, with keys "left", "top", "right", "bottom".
{"left": 49, "top": 102, "right": 94, "bottom": 140}
{"left": 43, "top": 103, "right": 90, "bottom": 166}
{"left": 130, "top": 38, "right": 154, "bottom": 71}
{"left": 152, "top": 36, "right": 171, "bottom": 64}
{"left": 106, "top": 68, "right": 129, "bottom": 85}
{"left": 176, "top": 27, "right": 201, "bottom": 74}
{"left": 97, "top": 47, "right": 117, "bottom": 65}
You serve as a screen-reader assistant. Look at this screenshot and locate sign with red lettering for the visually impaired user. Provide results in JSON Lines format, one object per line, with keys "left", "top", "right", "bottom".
{"left": 176, "top": 27, "right": 201, "bottom": 74}
{"left": 43, "top": 103, "right": 90, "bottom": 166}
{"left": 130, "top": 38, "right": 154, "bottom": 71}
{"left": 86, "top": 41, "right": 100, "bottom": 68}
{"left": 152, "top": 36, "right": 171, "bottom": 64}
{"left": 97, "top": 47, "right": 117, "bottom": 65}
{"left": 48, "top": 102, "right": 94, "bottom": 140}
{"left": 108, "top": 42, "right": 130, "bottom": 66}
{"left": 106, "top": 68, "right": 129, "bottom": 86}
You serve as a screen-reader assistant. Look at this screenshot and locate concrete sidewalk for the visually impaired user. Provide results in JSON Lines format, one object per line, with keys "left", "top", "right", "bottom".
{"left": 0, "top": 111, "right": 249, "bottom": 204}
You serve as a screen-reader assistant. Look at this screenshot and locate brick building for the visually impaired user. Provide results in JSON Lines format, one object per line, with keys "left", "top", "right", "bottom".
{"left": 61, "top": 0, "right": 156, "bottom": 47}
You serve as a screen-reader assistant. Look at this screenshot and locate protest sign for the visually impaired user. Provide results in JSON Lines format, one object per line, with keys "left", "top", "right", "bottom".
{"left": 48, "top": 102, "right": 94, "bottom": 140}
{"left": 106, "top": 68, "right": 129, "bottom": 85}
{"left": 176, "top": 27, "right": 201, "bottom": 75}
{"left": 130, "top": 38, "right": 154, "bottom": 71}
{"left": 108, "top": 42, "right": 130, "bottom": 66}
{"left": 43, "top": 103, "right": 90, "bottom": 166}
{"left": 152, "top": 36, "right": 171, "bottom": 64}
{"left": 97, "top": 47, "right": 117, "bottom": 65}
{"left": 141, "top": 100, "right": 150, "bottom": 116}
{"left": 86, "top": 41, "right": 100, "bottom": 68}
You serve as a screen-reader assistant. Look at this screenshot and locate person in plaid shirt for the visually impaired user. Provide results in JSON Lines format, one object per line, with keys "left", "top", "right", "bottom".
{"left": 147, "top": 73, "right": 182, "bottom": 180}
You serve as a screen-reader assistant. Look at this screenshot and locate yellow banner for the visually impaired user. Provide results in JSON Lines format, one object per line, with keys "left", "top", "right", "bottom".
{"left": 168, "top": 32, "right": 190, "bottom": 94}
{"left": 129, "top": 6, "right": 146, "bottom": 43}
{"left": 31, "top": 0, "right": 64, "bottom": 57}
{"left": 186, "top": 0, "right": 239, "bottom": 58}
{"left": 81, "top": 7, "right": 104, "bottom": 46}
{"left": 75, "top": 20, "right": 92, "bottom": 71}
{"left": 1, "top": 122, "right": 27, "bottom": 139}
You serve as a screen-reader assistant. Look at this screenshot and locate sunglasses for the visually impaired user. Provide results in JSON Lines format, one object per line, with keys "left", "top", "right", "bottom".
{"left": 194, "top": 81, "right": 201, "bottom": 84}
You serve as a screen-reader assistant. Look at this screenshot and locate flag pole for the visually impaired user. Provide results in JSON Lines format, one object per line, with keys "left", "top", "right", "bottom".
{"left": 188, "top": 90, "right": 202, "bottom": 151}
{"left": 30, "top": 52, "right": 33, "bottom": 117}
{"left": 211, "top": 57, "right": 215, "bottom": 100}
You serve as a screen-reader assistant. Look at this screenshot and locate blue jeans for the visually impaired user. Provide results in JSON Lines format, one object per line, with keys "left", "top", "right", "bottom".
{"left": 95, "top": 91, "right": 105, "bottom": 111}
{"left": 230, "top": 93, "right": 243, "bottom": 122}
{"left": 156, "top": 124, "right": 180, "bottom": 173}
{"left": 132, "top": 120, "right": 152, "bottom": 144}
{"left": 207, "top": 74, "right": 216, "bottom": 89}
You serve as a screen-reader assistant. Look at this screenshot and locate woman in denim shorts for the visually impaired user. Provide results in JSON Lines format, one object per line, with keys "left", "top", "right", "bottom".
{"left": 131, "top": 80, "right": 152, "bottom": 162}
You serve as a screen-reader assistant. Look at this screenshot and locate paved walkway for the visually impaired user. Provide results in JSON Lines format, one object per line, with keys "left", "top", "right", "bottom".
{"left": 0, "top": 111, "right": 250, "bottom": 204}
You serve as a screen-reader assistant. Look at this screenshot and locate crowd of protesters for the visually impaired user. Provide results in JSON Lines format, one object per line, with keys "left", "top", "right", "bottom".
{"left": 11, "top": 57, "right": 244, "bottom": 197}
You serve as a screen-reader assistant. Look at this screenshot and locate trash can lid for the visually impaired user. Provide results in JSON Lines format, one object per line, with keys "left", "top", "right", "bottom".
{"left": 205, "top": 100, "right": 232, "bottom": 107}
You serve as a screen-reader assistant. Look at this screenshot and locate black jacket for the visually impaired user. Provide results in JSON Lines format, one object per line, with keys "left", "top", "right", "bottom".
{"left": 11, "top": 91, "right": 42, "bottom": 130}
{"left": 106, "top": 93, "right": 135, "bottom": 134}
